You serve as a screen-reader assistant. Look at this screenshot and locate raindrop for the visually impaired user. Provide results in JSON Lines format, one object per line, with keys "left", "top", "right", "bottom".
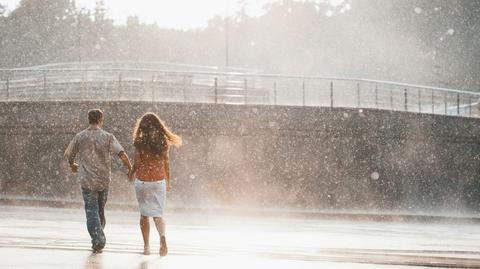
{"left": 268, "top": 121, "right": 277, "bottom": 128}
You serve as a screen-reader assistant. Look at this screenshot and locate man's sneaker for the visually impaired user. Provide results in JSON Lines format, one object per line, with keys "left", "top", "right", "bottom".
{"left": 92, "top": 242, "right": 105, "bottom": 254}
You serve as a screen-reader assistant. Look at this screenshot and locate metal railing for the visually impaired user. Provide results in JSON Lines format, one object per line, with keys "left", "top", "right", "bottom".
{"left": 1, "top": 66, "right": 479, "bottom": 117}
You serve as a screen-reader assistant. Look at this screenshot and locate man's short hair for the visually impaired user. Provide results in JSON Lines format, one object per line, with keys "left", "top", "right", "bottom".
{"left": 88, "top": 109, "right": 104, "bottom": 125}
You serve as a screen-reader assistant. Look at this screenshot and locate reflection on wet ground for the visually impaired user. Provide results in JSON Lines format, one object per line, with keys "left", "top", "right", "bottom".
{"left": 1, "top": 205, "right": 480, "bottom": 268}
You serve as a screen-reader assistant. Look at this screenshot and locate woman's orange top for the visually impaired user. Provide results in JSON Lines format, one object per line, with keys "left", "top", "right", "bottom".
{"left": 136, "top": 150, "right": 166, "bottom": 181}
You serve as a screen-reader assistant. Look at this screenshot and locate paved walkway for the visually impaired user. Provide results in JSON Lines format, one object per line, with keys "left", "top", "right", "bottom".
{"left": 1, "top": 205, "right": 480, "bottom": 268}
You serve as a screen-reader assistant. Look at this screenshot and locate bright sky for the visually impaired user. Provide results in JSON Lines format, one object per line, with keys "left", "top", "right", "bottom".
{"left": 1, "top": 0, "right": 344, "bottom": 29}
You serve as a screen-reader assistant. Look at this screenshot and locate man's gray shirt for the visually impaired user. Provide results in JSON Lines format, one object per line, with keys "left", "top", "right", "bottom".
{"left": 65, "top": 126, "right": 125, "bottom": 191}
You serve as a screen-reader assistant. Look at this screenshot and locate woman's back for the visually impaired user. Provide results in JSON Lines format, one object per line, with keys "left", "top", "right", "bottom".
{"left": 130, "top": 112, "right": 182, "bottom": 256}
{"left": 136, "top": 149, "right": 166, "bottom": 181}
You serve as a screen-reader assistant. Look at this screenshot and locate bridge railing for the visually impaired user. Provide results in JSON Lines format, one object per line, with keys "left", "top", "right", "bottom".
{"left": 1, "top": 68, "right": 479, "bottom": 117}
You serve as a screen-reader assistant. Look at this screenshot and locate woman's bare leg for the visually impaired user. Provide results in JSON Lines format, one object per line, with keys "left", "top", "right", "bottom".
{"left": 140, "top": 215, "right": 150, "bottom": 255}
{"left": 153, "top": 217, "right": 167, "bottom": 256}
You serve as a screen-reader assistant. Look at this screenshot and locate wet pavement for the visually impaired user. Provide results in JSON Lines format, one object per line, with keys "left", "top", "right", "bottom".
{"left": 1, "top": 205, "right": 480, "bottom": 268}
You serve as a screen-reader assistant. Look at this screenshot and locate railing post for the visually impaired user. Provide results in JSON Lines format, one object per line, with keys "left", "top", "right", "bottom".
{"left": 457, "top": 93, "right": 460, "bottom": 115}
{"left": 469, "top": 96, "right": 472, "bottom": 117}
{"left": 356, "top": 83, "right": 360, "bottom": 108}
{"left": 375, "top": 84, "right": 378, "bottom": 109}
{"left": 404, "top": 88, "right": 408, "bottom": 111}
{"left": 183, "top": 75, "right": 187, "bottom": 103}
{"left": 43, "top": 72, "right": 47, "bottom": 99}
{"left": 6, "top": 76, "right": 9, "bottom": 101}
{"left": 244, "top": 78, "right": 248, "bottom": 104}
{"left": 330, "top": 81, "right": 334, "bottom": 108}
{"left": 390, "top": 88, "right": 393, "bottom": 110}
{"left": 151, "top": 75, "right": 155, "bottom": 102}
{"left": 418, "top": 89, "right": 421, "bottom": 113}
{"left": 81, "top": 71, "right": 87, "bottom": 100}
{"left": 302, "top": 80, "right": 305, "bottom": 107}
{"left": 444, "top": 93, "right": 447, "bottom": 115}
{"left": 273, "top": 81, "right": 277, "bottom": 105}
{"left": 214, "top": 77, "right": 218, "bottom": 104}
{"left": 118, "top": 73, "right": 122, "bottom": 100}
{"left": 431, "top": 90, "right": 434, "bottom": 114}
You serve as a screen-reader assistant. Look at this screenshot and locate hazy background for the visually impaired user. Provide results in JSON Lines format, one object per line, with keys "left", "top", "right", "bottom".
{"left": 0, "top": 0, "right": 479, "bottom": 90}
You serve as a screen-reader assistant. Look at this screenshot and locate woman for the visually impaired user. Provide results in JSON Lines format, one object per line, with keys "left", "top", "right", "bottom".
{"left": 128, "top": 112, "right": 182, "bottom": 256}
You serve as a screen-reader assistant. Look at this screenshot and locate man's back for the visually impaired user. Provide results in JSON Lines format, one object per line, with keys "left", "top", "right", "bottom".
{"left": 64, "top": 108, "right": 131, "bottom": 253}
{"left": 65, "top": 126, "right": 124, "bottom": 190}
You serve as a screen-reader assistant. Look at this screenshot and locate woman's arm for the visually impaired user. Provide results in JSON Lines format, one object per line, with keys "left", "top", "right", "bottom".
{"left": 164, "top": 151, "right": 171, "bottom": 191}
{"left": 128, "top": 148, "right": 140, "bottom": 180}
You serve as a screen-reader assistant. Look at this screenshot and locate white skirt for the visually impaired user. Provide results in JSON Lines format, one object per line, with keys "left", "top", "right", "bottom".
{"left": 134, "top": 179, "right": 166, "bottom": 217}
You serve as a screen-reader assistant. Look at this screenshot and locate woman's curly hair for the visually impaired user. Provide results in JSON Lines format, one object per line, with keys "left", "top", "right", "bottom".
{"left": 133, "top": 112, "right": 182, "bottom": 155}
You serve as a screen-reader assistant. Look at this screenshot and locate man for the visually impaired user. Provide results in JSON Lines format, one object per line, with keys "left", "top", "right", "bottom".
{"left": 64, "top": 109, "right": 132, "bottom": 253}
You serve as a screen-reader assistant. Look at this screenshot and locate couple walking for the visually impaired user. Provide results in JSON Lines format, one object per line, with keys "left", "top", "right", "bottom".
{"left": 64, "top": 109, "right": 181, "bottom": 256}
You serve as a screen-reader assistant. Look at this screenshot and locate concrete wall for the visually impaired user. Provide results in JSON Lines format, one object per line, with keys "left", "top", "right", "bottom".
{"left": 1, "top": 101, "right": 480, "bottom": 213}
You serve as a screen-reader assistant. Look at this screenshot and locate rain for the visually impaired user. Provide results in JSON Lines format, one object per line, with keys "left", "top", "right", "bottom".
{"left": 1, "top": 0, "right": 480, "bottom": 268}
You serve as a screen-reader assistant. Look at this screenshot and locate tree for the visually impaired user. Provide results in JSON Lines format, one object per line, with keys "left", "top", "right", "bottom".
{"left": 0, "top": 0, "right": 77, "bottom": 67}
{"left": 0, "top": 0, "right": 479, "bottom": 89}
{"left": 86, "top": 0, "right": 116, "bottom": 60}
{"left": 0, "top": 3, "right": 7, "bottom": 53}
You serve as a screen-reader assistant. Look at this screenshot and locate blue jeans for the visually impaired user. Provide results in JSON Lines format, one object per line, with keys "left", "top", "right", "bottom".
{"left": 82, "top": 188, "right": 108, "bottom": 250}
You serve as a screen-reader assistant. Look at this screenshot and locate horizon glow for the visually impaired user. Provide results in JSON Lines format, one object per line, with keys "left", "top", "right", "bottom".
{"left": 0, "top": 0, "right": 345, "bottom": 29}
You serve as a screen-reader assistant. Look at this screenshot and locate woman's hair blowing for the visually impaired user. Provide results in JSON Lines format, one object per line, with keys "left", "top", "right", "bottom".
{"left": 133, "top": 113, "right": 182, "bottom": 155}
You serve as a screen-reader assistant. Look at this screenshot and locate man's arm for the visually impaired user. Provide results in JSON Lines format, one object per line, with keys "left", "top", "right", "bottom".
{"left": 110, "top": 134, "right": 132, "bottom": 176}
{"left": 119, "top": 151, "right": 132, "bottom": 175}
{"left": 64, "top": 136, "right": 79, "bottom": 173}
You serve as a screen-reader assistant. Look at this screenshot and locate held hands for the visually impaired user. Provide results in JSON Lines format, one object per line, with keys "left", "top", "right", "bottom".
{"left": 128, "top": 168, "right": 135, "bottom": 181}
{"left": 70, "top": 163, "right": 79, "bottom": 173}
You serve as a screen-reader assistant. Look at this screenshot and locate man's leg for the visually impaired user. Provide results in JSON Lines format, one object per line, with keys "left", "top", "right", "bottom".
{"left": 98, "top": 189, "right": 108, "bottom": 229}
{"left": 82, "top": 188, "right": 106, "bottom": 252}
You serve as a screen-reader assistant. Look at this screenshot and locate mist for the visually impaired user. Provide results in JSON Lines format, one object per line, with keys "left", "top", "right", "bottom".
{"left": 0, "top": 0, "right": 478, "bottom": 90}
{"left": 2, "top": 0, "right": 480, "bottom": 268}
